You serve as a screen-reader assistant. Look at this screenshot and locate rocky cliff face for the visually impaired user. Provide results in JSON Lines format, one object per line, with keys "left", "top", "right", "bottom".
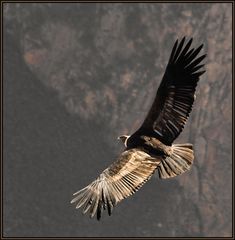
{"left": 3, "top": 3, "right": 232, "bottom": 237}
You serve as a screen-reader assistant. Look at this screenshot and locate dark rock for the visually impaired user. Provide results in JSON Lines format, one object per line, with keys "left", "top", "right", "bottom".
{"left": 3, "top": 3, "right": 232, "bottom": 237}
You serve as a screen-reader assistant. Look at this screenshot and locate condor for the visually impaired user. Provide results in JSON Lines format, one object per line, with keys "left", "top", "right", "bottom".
{"left": 71, "top": 37, "right": 206, "bottom": 220}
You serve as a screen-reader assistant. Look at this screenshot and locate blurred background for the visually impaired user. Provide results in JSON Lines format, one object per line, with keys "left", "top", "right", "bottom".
{"left": 3, "top": 2, "right": 232, "bottom": 237}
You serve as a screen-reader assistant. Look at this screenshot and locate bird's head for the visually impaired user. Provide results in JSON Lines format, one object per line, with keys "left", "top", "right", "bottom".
{"left": 117, "top": 135, "right": 130, "bottom": 147}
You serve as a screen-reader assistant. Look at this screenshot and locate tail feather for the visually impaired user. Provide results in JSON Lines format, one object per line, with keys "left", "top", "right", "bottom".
{"left": 158, "top": 143, "right": 194, "bottom": 179}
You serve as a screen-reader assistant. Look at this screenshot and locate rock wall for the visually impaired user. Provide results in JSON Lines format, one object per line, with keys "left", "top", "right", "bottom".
{"left": 3, "top": 3, "right": 232, "bottom": 237}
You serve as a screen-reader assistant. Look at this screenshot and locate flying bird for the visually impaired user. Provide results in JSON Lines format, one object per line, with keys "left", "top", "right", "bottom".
{"left": 71, "top": 37, "right": 206, "bottom": 220}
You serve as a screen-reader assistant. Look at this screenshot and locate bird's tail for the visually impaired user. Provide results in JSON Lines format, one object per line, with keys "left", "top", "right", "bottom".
{"left": 157, "top": 143, "right": 194, "bottom": 179}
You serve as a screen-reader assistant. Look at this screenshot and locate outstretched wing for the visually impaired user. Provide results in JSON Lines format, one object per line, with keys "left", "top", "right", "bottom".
{"left": 140, "top": 37, "right": 206, "bottom": 145}
{"left": 71, "top": 149, "right": 161, "bottom": 220}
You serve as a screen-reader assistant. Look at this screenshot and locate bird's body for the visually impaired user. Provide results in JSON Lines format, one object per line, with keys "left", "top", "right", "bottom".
{"left": 123, "top": 132, "right": 171, "bottom": 156}
{"left": 71, "top": 37, "right": 206, "bottom": 220}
